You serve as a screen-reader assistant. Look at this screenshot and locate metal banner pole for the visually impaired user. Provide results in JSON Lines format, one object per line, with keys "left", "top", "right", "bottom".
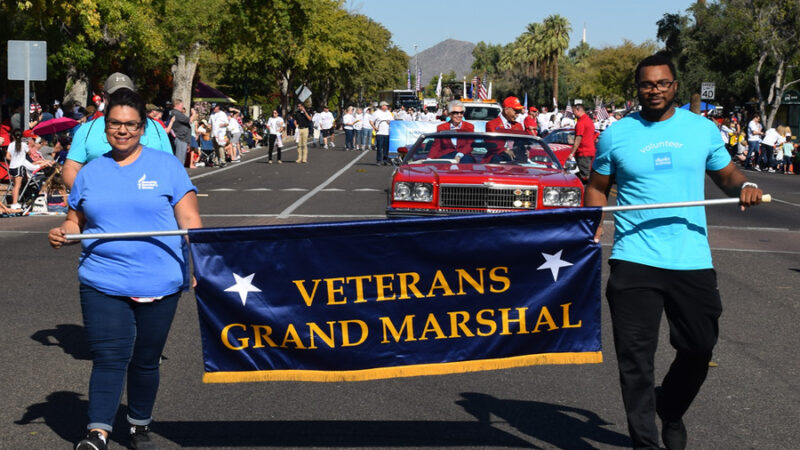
{"left": 63, "top": 195, "right": 771, "bottom": 241}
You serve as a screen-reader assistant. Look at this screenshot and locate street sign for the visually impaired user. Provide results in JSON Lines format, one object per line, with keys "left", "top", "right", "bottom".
{"left": 7, "top": 40, "right": 47, "bottom": 131}
{"left": 8, "top": 40, "right": 47, "bottom": 81}
{"left": 294, "top": 84, "right": 312, "bottom": 103}
{"left": 701, "top": 82, "right": 715, "bottom": 100}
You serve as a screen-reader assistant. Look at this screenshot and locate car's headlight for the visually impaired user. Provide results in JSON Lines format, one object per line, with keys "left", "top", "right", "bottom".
{"left": 393, "top": 182, "right": 434, "bottom": 202}
{"left": 413, "top": 183, "right": 433, "bottom": 202}
{"left": 542, "top": 187, "right": 582, "bottom": 206}
{"left": 394, "top": 182, "right": 412, "bottom": 200}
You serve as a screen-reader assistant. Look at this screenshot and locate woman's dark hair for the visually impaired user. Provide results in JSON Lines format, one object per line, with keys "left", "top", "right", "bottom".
{"left": 11, "top": 128, "right": 22, "bottom": 139}
{"left": 106, "top": 88, "right": 147, "bottom": 130}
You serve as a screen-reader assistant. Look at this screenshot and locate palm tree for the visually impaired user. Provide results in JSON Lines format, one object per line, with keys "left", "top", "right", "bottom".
{"left": 541, "top": 14, "right": 572, "bottom": 104}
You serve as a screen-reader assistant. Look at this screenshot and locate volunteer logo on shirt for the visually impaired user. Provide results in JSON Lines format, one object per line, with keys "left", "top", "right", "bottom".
{"left": 137, "top": 174, "right": 158, "bottom": 190}
{"left": 653, "top": 153, "right": 672, "bottom": 170}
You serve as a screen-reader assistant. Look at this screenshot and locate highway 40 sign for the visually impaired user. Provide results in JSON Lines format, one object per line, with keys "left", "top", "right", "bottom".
{"left": 701, "top": 82, "right": 715, "bottom": 100}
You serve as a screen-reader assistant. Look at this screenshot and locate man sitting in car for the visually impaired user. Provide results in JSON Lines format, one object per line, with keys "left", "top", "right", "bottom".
{"left": 428, "top": 100, "right": 475, "bottom": 161}
{"left": 483, "top": 96, "right": 525, "bottom": 163}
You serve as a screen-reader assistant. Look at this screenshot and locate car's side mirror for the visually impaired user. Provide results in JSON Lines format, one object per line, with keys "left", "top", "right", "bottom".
{"left": 564, "top": 159, "right": 577, "bottom": 171}
{"left": 397, "top": 147, "right": 409, "bottom": 156}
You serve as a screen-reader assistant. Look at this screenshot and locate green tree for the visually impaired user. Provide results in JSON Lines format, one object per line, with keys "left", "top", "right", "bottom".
{"left": 540, "top": 14, "right": 571, "bottom": 104}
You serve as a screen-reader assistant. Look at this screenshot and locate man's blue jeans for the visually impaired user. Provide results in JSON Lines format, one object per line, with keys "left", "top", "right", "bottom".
{"left": 744, "top": 140, "right": 761, "bottom": 168}
{"left": 80, "top": 285, "right": 180, "bottom": 432}
{"left": 376, "top": 134, "right": 389, "bottom": 163}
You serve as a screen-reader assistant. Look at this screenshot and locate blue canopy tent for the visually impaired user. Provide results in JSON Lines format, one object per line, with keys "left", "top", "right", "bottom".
{"left": 680, "top": 101, "right": 717, "bottom": 111}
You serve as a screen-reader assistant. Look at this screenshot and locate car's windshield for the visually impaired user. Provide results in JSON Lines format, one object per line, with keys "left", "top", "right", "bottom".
{"left": 543, "top": 130, "right": 575, "bottom": 145}
{"left": 464, "top": 106, "right": 501, "bottom": 121}
{"left": 406, "top": 134, "right": 562, "bottom": 169}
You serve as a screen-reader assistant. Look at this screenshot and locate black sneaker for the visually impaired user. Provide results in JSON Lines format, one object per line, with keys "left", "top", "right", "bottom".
{"left": 656, "top": 387, "right": 687, "bottom": 450}
{"left": 661, "top": 418, "right": 687, "bottom": 450}
{"left": 76, "top": 430, "right": 107, "bottom": 450}
{"left": 130, "top": 424, "right": 157, "bottom": 450}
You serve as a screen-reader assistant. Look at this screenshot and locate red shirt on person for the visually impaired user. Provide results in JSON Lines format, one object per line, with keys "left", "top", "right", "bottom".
{"left": 428, "top": 120, "right": 475, "bottom": 158}
{"left": 485, "top": 116, "right": 524, "bottom": 133}
{"left": 574, "top": 113, "right": 597, "bottom": 157}
{"left": 523, "top": 115, "right": 538, "bottom": 135}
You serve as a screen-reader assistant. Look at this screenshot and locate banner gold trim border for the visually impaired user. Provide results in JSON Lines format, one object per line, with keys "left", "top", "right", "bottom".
{"left": 202, "top": 351, "right": 603, "bottom": 383}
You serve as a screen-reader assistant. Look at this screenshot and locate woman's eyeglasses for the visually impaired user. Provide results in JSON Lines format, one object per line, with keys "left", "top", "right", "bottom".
{"left": 106, "top": 120, "right": 143, "bottom": 131}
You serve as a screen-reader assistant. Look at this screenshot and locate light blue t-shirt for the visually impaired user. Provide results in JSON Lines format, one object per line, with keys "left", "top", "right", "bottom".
{"left": 67, "top": 116, "right": 173, "bottom": 164}
{"left": 593, "top": 108, "right": 731, "bottom": 270}
{"left": 69, "top": 147, "right": 197, "bottom": 296}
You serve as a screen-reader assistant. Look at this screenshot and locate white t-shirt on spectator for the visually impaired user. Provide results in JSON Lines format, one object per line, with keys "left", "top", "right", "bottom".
{"left": 762, "top": 127, "right": 781, "bottom": 147}
{"left": 747, "top": 120, "right": 762, "bottom": 142}
{"left": 267, "top": 117, "right": 285, "bottom": 135}
{"left": 319, "top": 111, "right": 334, "bottom": 130}
{"left": 343, "top": 113, "right": 355, "bottom": 130}
{"left": 372, "top": 109, "right": 393, "bottom": 135}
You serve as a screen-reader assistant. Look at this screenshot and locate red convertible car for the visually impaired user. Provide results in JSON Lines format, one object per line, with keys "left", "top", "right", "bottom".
{"left": 387, "top": 131, "right": 583, "bottom": 217}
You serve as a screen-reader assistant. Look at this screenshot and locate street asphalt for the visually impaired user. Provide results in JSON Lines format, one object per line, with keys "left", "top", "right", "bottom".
{"left": 1, "top": 135, "right": 798, "bottom": 449}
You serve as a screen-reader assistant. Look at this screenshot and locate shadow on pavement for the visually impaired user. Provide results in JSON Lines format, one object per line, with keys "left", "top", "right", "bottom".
{"left": 15, "top": 391, "right": 131, "bottom": 447}
{"left": 154, "top": 419, "right": 532, "bottom": 447}
{"left": 30, "top": 324, "right": 92, "bottom": 360}
{"left": 456, "top": 392, "right": 630, "bottom": 449}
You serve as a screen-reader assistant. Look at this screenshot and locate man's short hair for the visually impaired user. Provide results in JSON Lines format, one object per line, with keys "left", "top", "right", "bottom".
{"left": 635, "top": 53, "right": 677, "bottom": 83}
{"left": 447, "top": 100, "right": 464, "bottom": 111}
{"left": 574, "top": 103, "right": 585, "bottom": 111}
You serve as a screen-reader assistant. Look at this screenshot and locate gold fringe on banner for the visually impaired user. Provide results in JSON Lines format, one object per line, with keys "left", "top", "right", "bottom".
{"left": 202, "top": 351, "right": 603, "bottom": 383}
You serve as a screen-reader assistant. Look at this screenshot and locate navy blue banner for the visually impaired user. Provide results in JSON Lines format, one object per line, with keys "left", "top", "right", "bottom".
{"left": 188, "top": 209, "right": 603, "bottom": 382}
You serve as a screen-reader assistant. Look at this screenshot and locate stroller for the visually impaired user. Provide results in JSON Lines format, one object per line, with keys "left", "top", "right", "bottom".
{"left": 2, "top": 164, "right": 51, "bottom": 214}
{"left": 197, "top": 135, "right": 217, "bottom": 167}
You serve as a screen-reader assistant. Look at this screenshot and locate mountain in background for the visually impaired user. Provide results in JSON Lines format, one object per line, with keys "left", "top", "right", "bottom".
{"left": 413, "top": 39, "right": 475, "bottom": 85}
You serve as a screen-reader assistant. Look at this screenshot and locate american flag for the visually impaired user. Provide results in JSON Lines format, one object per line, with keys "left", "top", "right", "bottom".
{"left": 477, "top": 76, "right": 488, "bottom": 100}
{"left": 565, "top": 103, "right": 574, "bottom": 119}
{"left": 595, "top": 101, "right": 610, "bottom": 121}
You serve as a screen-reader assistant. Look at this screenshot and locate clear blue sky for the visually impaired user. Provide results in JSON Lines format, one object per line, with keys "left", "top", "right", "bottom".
{"left": 345, "top": 0, "right": 696, "bottom": 55}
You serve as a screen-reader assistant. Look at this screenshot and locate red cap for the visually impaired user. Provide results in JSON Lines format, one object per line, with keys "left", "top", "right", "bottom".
{"left": 92, "top": 95, "right": 102, "bottom": 105}
{"left": 502, "top": 96, "right": 523, "bottom": 110}
{"left": 529, "top": 106, "right": 538, "bottom": 112}
{"left": 22, "top": 129, "right": 38, "bottom": 138}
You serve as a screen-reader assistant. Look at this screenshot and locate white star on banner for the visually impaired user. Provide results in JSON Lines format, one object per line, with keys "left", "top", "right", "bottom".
{"left": 224, "top": 273, "right": 262, "bottom": 306}
{"left": 536, "top": 250, "right": 573, "bottom": 282}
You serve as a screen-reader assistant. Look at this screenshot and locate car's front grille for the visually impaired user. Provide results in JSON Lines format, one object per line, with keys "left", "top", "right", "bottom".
{"left": 439, "top": 184, "right": 537, "bottom": 210}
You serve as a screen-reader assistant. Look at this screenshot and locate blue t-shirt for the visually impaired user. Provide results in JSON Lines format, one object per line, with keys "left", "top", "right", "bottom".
{"left": 67, "top": 116, "right": 173, "bottom": 164}
{"left": 593, "top": 108, "right": 731, "bottom": 270}
{"left": 69, "top": 147, "right": 197, "bottom": 296}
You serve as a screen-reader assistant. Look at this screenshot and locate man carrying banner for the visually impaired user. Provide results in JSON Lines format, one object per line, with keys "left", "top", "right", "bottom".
{"left": 585, "top": 53, "right": 763, "bottom": 450}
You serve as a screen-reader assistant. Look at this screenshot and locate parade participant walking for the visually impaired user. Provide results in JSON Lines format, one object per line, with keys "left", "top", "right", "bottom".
{"left": 371, "top": 101, "right": 393, "bottom": 165}
{"left": 359, "top": 107, "right": 373, "bottom": 150}
{"left": 342, "top": 107, "right": 356, "bottom": 150}
{"left": 169, "top": 99, "right": 194, "bottom": 167}
{"left": 585, "top": 53, "right": 763, "bottom": 450}
{"left": 48, "top": 88, "right": 202, "bottom": 450}
{"left": 266, "top": 109, "right": 285, "bottom": 163}
{"left": 319, "top": 106, "right": 335, "bottom": 148}
{"left": 293, "top": 103, "right": 312, "bottom": 163}
{"left": 569, "top": 103, "right": 597, "bottom": 183}
{"left": 353, "top": 107, "right": 364, "bottom": 150}
{"left": 63, "top": 73, "right": 173, "bottom": 188}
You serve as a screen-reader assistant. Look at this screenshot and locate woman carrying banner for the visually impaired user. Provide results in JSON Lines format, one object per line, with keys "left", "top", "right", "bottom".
{"left": 48, "top": 88, "right": 202, "bottom": 450}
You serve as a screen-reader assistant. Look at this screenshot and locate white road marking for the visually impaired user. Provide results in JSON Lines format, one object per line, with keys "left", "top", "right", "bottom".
{"left": 208, "top": 188, "right": 236, "bottom": 191}
{"left": 321, "top": 188, "right": 346, "bottom": 192}
{"left": 353, "top": 188, "right": 383, "bottom": 192}
{"left": 278, "top": 151, "right": 370, "bottom": 218}
{"left": 243, "top": 188, "right": 272, "bottom": 191}
{"left": 189, "top": 142, "right": 298, "bottom": 181}
{"left": 281, "top": 188, "right": 309, "bottom": 192}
